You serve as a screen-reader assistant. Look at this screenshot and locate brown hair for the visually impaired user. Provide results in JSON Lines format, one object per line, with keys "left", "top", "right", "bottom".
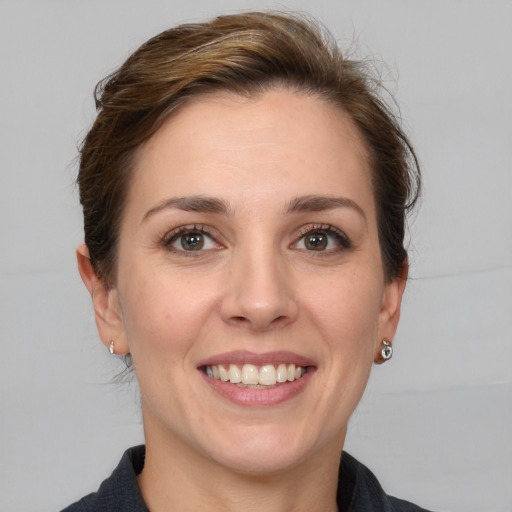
{"left": 78, "top": 11, "right": 420, "bottom": 282}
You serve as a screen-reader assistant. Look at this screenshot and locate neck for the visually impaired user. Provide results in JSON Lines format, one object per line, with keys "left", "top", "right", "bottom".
{"left": 138, "top": 424, "right": 343, "bottom": 512}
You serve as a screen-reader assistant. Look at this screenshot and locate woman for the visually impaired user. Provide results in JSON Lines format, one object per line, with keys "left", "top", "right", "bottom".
{"left": 63, "top": 11, "right": 431, "bottom": 512}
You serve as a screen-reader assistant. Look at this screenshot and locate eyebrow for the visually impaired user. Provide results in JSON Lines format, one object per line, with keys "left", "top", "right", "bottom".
{"left": 142, "top": 194, "right": 366, "bottom": 224}
{"left": 142, "top": 196, "right": 232, "bottom": 222}
{"left": 285, "top": 195, "right": 367, "bottom": 223}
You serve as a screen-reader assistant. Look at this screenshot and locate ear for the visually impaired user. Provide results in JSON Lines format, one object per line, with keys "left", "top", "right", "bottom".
{"left": 374, "top": 261, "right": 408, "bottom": 363}
{"left": 76, "top": 244, "right": 129, "bottom": 355}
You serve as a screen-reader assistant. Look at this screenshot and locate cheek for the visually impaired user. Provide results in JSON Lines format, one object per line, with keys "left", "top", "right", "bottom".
{"left": 307, "top": 273, "right": 383, "bottom": 334}
{"left": 119, "top": 274, "right": 184, "bottom": 356}
{"left": 303, "top": 269, "right": 384, "bottom": 354}
{"left": 118, "top": 268, "right": 219, "bottom": 364}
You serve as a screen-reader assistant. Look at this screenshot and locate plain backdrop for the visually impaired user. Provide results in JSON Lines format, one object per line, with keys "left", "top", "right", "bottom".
{"left": 1, "top": 1, "right": 511, "bottom": 511}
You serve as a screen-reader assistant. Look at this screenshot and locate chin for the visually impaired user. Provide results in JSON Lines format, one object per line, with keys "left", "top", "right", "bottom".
{"left": 199, "top": 423, "right": 323, "bottom": 476}
{"left": 213, "top": 448, "right": 307, "bottom": 477}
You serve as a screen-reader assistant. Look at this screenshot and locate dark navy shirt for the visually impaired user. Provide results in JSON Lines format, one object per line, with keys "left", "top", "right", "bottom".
{"left": 60, "top": 446, "right": 433, "bottom": 511}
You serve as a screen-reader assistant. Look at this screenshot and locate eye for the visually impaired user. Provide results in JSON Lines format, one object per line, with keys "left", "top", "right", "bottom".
{"left": 163, "top": 225, "right": 221, "bottom": 253}
{"left": 294, "top": 225, "right": 351, "bottom": 252}
{"left": 302, "top": 231, "right": 328, "bottom": 251}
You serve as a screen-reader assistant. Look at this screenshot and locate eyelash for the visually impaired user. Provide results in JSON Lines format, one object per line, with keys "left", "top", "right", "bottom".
{"left": 160, "top": 223, "right": 352, "bottom": 255}
{"left": 294, "top": 224, "right": 352, "bottom": 252}
{"left": 161, "top": 224, "right": 221, "bottom": 256}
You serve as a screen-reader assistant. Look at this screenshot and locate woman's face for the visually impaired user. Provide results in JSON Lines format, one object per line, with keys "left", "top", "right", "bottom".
{"left": 89, "top": 88, "right": 404, "bottom": 474}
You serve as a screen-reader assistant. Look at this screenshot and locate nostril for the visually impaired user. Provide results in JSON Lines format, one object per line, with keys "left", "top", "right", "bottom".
{"left": 271, "top": 315, "right": 287, "bottom": 325}
{"left": 230, "top": 316, "right": 250, "bottom": 325}
{"left": 228, "top": 314, "right": 288, "bottom": 330}
{"left": 221, "top": 288, "right": 299, "bottom": 330}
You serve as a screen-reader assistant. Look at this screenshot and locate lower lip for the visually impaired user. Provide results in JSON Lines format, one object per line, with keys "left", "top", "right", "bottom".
{"left": 200, "top": 370, "right": 314, "bottom": 407}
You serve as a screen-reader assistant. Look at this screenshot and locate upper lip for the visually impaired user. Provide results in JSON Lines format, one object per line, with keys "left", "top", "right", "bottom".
{"left": 197, "top": 350, "right": 316, "bottom": 368}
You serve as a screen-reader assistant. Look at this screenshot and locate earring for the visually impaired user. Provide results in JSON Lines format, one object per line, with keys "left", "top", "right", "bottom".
{"left": 109, "top": 340, "right": 115, "bottom": 355}
{"left": 381, "top": 339, "right": 393, "bottom": 361}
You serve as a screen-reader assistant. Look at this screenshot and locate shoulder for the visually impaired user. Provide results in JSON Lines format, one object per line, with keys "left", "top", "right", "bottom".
{"left": 59, "top": 446, "right": 148, "bottom": 512}
{"left": 61, "top": 446, "right": 434, "bottom": 512}
{"left": 338, "top": 452, "right": 435, "bottom": 512}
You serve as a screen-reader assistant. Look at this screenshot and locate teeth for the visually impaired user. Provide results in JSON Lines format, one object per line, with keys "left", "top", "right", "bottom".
{"left": 276, "top": 363, "right": 288, "bottom": 383}
{"left": 205, "top": 363, "right": 307, "bottom": 386}
{"left": 242, "top": 364, "right": 259, "bottom": 385}
{"left": 228, "top": 364, "right": 242, "bottom": 383}
{"left": 287, "top": 364, "right": 295, "bottom": 382}
{"left": 259, "top": 364, "right": 277, "bottom": 385}
{"left": 219, "top": 365, "right": 229, "bottom": 382}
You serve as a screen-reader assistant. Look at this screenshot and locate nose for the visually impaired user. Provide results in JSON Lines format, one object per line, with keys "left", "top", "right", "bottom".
{"left": 220, "top": 245, "right": 299, "bottom": 332}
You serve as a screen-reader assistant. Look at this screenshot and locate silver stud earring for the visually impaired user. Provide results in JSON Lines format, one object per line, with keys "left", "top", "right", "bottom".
{"left": 381, "top": 339, "right": 393, "bottom": 361}
{"left": 109, "top": 340, "right": 115, "bottom": 355}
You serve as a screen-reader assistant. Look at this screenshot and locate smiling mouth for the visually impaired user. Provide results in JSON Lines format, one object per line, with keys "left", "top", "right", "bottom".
{"left": 202, "top": 363, "right": 309, "bottom": 388}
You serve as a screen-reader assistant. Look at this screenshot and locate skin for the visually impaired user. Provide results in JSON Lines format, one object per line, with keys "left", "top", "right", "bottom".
{"left": 77, "top": 88, "right": 406, "bottom": 512}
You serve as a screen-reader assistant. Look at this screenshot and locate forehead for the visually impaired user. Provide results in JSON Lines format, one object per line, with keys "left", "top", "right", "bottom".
{"left": 128, "top": 88, "right": 374, "bottom": 216}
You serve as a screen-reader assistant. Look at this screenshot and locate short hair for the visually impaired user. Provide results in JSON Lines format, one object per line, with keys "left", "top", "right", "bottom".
{"left": 78, "top": 11, "right": 420, "bottom": 282}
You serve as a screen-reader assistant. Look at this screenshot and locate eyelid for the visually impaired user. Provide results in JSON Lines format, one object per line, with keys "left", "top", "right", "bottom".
{"left": 161, "top": 224, "right": 224, "bottom": 252}
{"left": 292, "top": 223, "right": 352, "bottom": 251}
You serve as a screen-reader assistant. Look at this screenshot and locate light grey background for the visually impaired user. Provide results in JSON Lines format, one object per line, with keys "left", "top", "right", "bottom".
{"left": 1, "top": 1, "right": 511, "bottom": 511}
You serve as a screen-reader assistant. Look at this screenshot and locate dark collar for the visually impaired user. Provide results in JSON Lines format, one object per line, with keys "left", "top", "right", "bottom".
{"left": 61, "top": 445, "right": 432, "bottom": 512}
